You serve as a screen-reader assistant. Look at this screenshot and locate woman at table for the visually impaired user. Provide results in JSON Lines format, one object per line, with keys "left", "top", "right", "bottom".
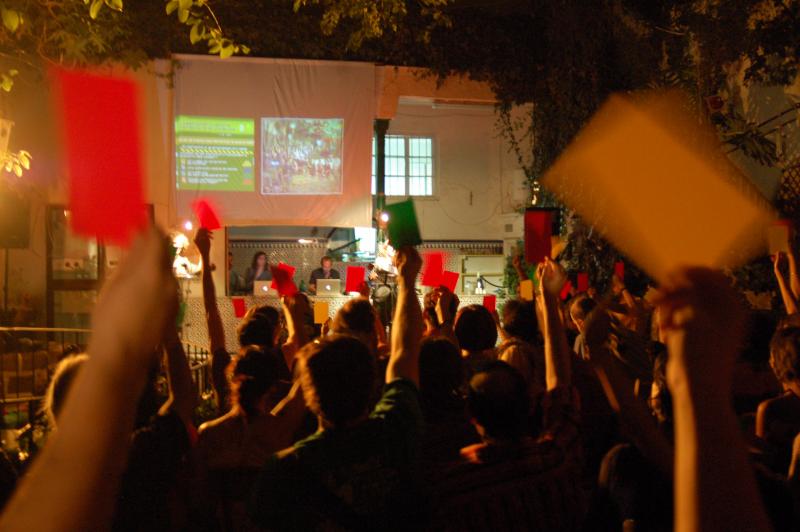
{"left": 244, "top": 251, "right": 271, "bottom": 293}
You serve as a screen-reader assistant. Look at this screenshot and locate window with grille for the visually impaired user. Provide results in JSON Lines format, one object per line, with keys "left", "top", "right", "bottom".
{"left": 371, "top": 135, "right": 434, "bottom": 196}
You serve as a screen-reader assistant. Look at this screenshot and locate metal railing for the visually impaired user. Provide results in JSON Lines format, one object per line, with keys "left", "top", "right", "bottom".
{"left": 0, "top": 327, "right": 212, "bottom": 430}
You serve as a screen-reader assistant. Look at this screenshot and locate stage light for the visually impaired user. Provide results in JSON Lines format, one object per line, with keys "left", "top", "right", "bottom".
{"left": 380, "top": 212, "right": 389, "bottom": 223}
{"left": 298, "top": 238, "right": 313, "bottom": 244}
{"left": 183, "top": 220, "right": 193, "bottom": 231}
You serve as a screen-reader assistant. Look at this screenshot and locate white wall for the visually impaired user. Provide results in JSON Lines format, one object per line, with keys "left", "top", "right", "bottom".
{"left": 385, "top": 100, "right": 527, "bottom": 242}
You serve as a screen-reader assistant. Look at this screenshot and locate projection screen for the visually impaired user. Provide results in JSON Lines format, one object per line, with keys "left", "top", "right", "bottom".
{"left": 172, "top": 55, "right": 375, "bottom": 227}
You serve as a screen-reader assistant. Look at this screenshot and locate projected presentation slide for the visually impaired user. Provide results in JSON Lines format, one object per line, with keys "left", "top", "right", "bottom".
{"left": 175, "top": 115, "right": 255, "bottom": 191}
{"left": 261, "top": 118, "right": 343, "bottom": 195}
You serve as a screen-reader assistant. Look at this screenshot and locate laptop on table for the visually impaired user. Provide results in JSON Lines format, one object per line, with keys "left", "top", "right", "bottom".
{"left": 316, "top": 279, "right": 341, "bottom": 296}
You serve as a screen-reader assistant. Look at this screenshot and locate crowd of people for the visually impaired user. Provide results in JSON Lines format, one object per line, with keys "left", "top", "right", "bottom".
{"left": 1, "top": 224, "right": 799, "bottom": 531}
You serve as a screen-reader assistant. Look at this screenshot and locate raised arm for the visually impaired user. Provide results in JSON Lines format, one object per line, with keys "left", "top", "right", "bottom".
{"left": 536, "top": 257, "right": 571, "bottom": 390}
{"left": 0, "top": 227, "right": 177, "bottom": 532}
{"left": 434, "top": 287, "right": 459, "bottom": 344}
{"left": 160, "top": 324, "right": 197, "bottom": 427}
{"left": 280, "top": 294, "right": 311, "bottom": 373}
{"left": 583, "top": 306, "right": 673, "bottom": 477}
{"left": 386, "top": 246, "right": 423, "bottom": 386}
{"left": 774, "top": 252, "right": 799, "bottom": 315}
{"left": 194, "top": 228, "right": 230, "bottom": 412}
{"left": 787, "top": 247, "right": 800, "bottom": 303}
{"left": 657, "top": 267, "right": 770, "bottom": 532}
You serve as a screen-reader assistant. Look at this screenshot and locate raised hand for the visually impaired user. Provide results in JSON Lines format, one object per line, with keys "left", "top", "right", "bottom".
{"left": 435, "top": 287, "right": 458, "bottom": 326}
{"left": 394, "top": 246, "right": 422, "bottom": 286}
{"left": 536, "top": 257, "right": 567, "bottom": 298}
{"left": 194, "top": 228, "right": 212, "bottom": 259}
{"left": 92, "top": 226, "right": 178, "bottom": 367}
{"left": 654, "top": 267, "right": 745, "bottom": 392}
{"left": 774, "top": 251, "right": 788, "bottom": 279}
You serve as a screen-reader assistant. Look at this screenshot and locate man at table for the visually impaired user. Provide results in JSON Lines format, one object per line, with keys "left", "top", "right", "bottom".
{"left": 308, "top": 256, "right": 340, "bottom": 294}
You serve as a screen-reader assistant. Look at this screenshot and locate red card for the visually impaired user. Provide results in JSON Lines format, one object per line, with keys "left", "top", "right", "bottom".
{"left": 54, "top": 68, "right": 147, "bottom": 245}
{"left": 560, "top": 280, "right": 573, "bottom": 301}
{"left": 232, "top": 298, "right": 247, "bottom": 318}
{"left": 270, "top": 262, "right": 296, "bottom": 290}
{"left": 577, "top": 272, "right": 589, "bottom": 292}
{"left": 345, "top": 266, "right": 366, "bottom": 293}
{"left": 524, "top": 209, "right": 554, "bottom": 263}
{"left": 192, "top": 198, "right": 221, "bottom": 230}
{"left": 442, "top": 271, "right": 460, "bottom": 292}
{"left": 421, "top": 253, "right": 444, "bottom": 287}
{"left": 483, "top": 295, "right": 497, "bottom": 313}
{"left": 614, "top": 261, "right": 625, "bottom": 280}
{"left": 270, "top": 264, "right": 298, "bottom": 296}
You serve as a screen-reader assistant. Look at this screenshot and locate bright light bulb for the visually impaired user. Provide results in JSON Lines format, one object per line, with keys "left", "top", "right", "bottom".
{"left": 183, "top": 220, "right": 193, "bottom": 231}
{"left": 380, "top": 212, "right": 389, "bottom": 223}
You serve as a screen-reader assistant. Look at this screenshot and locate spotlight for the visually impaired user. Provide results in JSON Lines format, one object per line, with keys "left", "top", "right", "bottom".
{"left": 380, "top": 212, "right": 389, "bottom": 223}
{"left": 183, "top": 220, "right": 193, "bottom": 231}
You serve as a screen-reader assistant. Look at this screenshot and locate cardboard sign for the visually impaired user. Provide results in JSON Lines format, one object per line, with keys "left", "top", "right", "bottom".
{"left": 483, "top": 295, "right": 497, "bottom": 313}
{"left": 421, "top": 252, "right": 444, "bottom": 287}
{"left": 54, "top": 68, "right": 147, "bottom": 245}
{"left": 560, "top": 280, "right": 573, "bottom": 301}
{"left": 313, "top": 301, "right": 329, "bottom": 324}
{"left": 614, "top": 261, "right": 625, "bottom": 280}
{"left": 577, "top": 272, "right": 590, "bottom": 292}
{"left": 270, "top": 262, "right": 296, "bottom": 290}
{"left": 384, "top": 199, "right": 422, "bottom": 247}
{"left": 542, "top": 91, "right": 775, "bottom": 282}
{"left": 345, "top": 265, "right": 367, "bottom": 293}
{"left": 192, "top": 198, "right": 221, "bottom": 230}
{"left": 524, "top": 209, "right": 555, "bottom": 264}
{"left": 519, "top": 279, "right": 534, "bottom": 301}
{"left": 232, "top": 297, "right": 247, "bottom": 318}
{"left": 442, "top": 271, "right": 460, "bottom": 292}
{"left": 767, "top": 221, "right": 791, "bottom": 255}
{"left": 270, "top": 264, "right": 298, "bottom": 297}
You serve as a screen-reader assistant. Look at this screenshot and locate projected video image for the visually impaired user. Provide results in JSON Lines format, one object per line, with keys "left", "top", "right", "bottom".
{"left": 261, "top": 118, "right": 343, "bottom": 195}
{"left": 175, "top": 116, "right": 255, "bottom": 191}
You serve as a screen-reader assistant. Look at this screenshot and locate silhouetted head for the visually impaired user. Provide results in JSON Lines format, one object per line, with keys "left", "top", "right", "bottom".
{"left": 229, "top": 346, "right": 281, "bottom": 416}
{"left": 501, "top": 299, "right": 539, "bottom": 345}
{"left": 467, "top": 361, "right": 528, "bottom": 440}
{"left": 454, "top": 305, "right": 497, "bottom": 353}
{"left": 296, "top": 334, "right": 375, "bottom": 428}
{"left": 237, "top": 305, "right": 282, "bottom": 348}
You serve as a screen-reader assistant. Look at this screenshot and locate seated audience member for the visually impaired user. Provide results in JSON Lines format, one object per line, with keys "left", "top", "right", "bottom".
{"left": 431, "top": 258, "right": 586, "bottom": 531}
{"left": 419, "top": 336, "right": 479, "bottom": 463}
{"left": 331, "top": 296, "right": 388, "bottom": 359}
{"left": 191, "top": 346, "right": 306, "bottom": 531}
{"left": 757, "top": 327, "right": 800, "bottom": 471}
{"left": 0, "top": 227, "right": 180, "bottom": 531}
{"left": 454, "top": 304, "right": 498, "bottom": 379}
{"left": 308, "top": 255, "right": 341, "bottom": 294}
{"left": 244, "top": 251, "right": 271, "bottom": 293}
{"left": 249, "top": 246, "right": 426, "bottom": 531}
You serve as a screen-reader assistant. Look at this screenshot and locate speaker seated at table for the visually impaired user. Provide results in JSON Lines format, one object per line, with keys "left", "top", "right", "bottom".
{"left": 316, "top": 279, "right": 341, "bottom": 297}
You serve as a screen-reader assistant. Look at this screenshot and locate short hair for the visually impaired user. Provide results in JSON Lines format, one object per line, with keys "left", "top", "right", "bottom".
{"left": 333, "top": 298, "right": 375, "bottom": 336}
{"left": 44, "top": 354, "right": 89, "bottom": 427}
{"left": 454, "top": 305, "right": 497, "bottom": 352}
{"left": 237, "top": 305, "right": 281, "bottom": 348}
{"left": 229, "top": 346, "right": 280, "bottom": 417}
{"left": 296, "top": 334, "right": 375, "bottom": 427}
{"left": 420, "top": 337, "right": 463, "bottom": 404}
{"left": 770, "top": 327, "right": 800, "bottom": 384}
{"left": 570, "top": 294, "right": 597, "bottom": 322}
{"left": 502, "top": 299, "right": 539, "bottom": 345}
{"left": 320, "top": 255, "right": 333, "bottom": 266}
{"left": 467, "top": 361, "right": 528, "bottom": 439}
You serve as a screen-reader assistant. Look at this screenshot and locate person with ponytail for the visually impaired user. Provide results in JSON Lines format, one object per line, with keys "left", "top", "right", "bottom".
{"left": 190, "top": 346, "right": 306, "bottom": 531}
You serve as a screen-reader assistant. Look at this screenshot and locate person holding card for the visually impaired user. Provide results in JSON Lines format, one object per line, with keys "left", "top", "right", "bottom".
{"left": 244, "top": 251, "right": 272, "bottom": 293}
{"left": 308, "top": 255, "right": 341, "bottom": 294}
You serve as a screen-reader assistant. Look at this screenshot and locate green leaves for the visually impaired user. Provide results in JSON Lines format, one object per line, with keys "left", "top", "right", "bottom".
{"left": 89, "top": 0, "right": 103, "bottom": 19}
{"left": 164, "top": 0, "right": 250, "bottom": 59}
{"left": 1, "top": 8, "right": 22, "bottom": 33}
{"left": 0, "top": 70, "right": 18, "bottom": 92}
{"left": 2, "top": 150, "right": 32, "bottom": 178}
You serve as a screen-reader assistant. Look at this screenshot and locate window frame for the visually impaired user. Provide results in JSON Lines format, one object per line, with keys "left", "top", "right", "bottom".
{"left": 372, "top": 134, "right": 436, "bottom": 198}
